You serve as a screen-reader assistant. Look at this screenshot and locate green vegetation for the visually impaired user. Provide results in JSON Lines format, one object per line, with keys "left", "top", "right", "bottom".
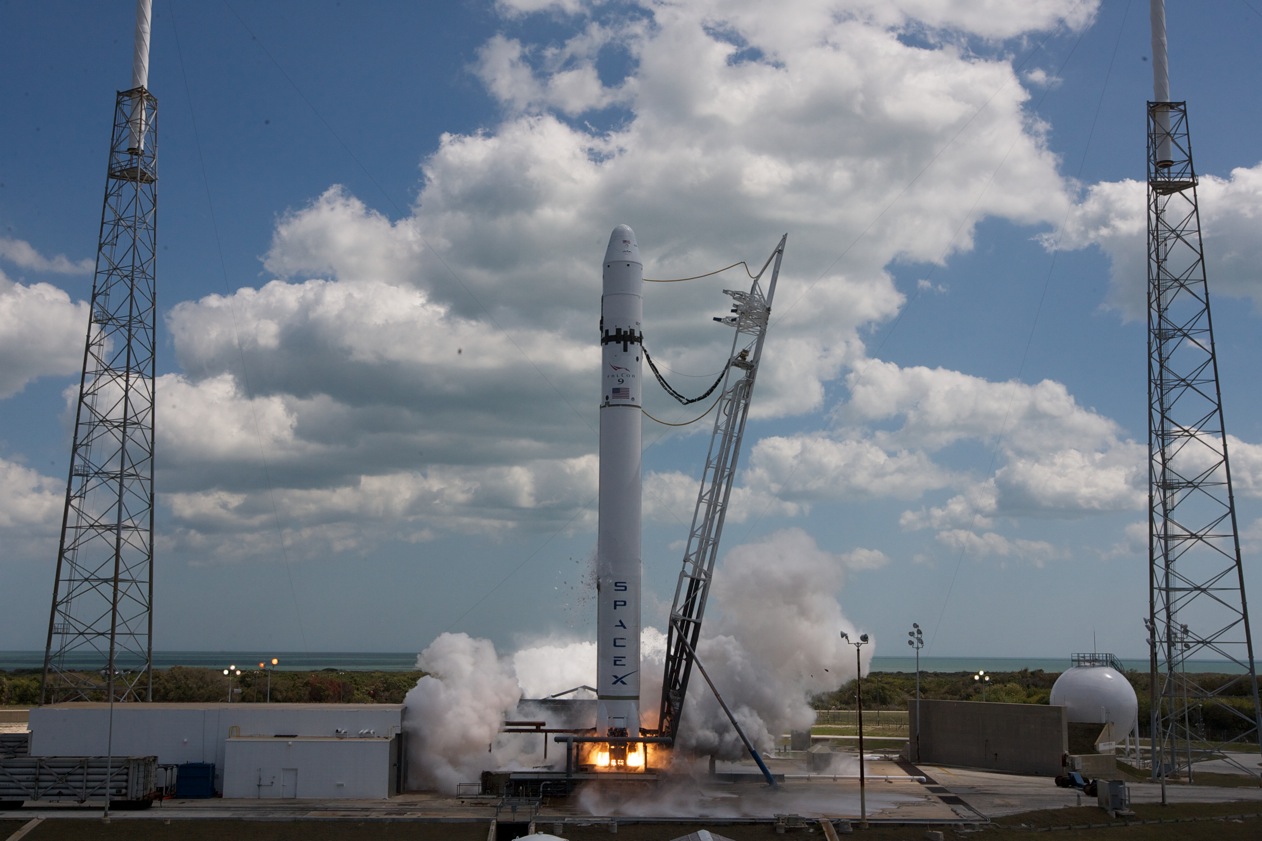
{"left": 814, "top": 668, "right": 1259, "bottom": 743}
{"left": 813, "top": 668, "right": 1059, "bottom": 712}
{"left": 0, "top": 668, "right": 425, "bottom": 705}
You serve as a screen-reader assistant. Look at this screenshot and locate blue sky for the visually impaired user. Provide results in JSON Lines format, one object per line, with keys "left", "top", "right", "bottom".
{"left": 4, "top": 0, "right": 1262, "bottom": 677}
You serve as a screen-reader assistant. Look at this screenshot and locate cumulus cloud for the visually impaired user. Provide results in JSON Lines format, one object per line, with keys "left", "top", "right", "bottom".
{"left": 994, "top": 446, "right": 1145, "bottom": 514}
{"left": 0, "top": 271, "right": 89, "bottom": 397}
{"left": 1052, "top": 164, "right": 1262, "bottom": 319}
{"left": 0, "top": 237, "right": 93, "bottom": 275}
{"left": 744, "top": 432, "right": 953, "bottom": 505}
{"left": 0, "top": 457, "right": 63, "bottom": 531}
{"left": 18, "top": 0, "right": 1115, "bottom": 572}
{"left": 936, "top": 528, "right": 1063, "bottom": 567}
{"left": 1225, "top": 435, "right": 1262, "bottom": 499}
{"left": 901, "top": 481, "right": 998, "bottom": 532}
{"left": 843, "top": 359, "right": 1123, "bottom": 455}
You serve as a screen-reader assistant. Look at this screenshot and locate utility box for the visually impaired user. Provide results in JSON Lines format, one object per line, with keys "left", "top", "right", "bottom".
{"left": 807, "top": 743, "right": 834, "bottom": 772}
{"left": 1097, "top": 779, "right": 1132, "bottom": 816}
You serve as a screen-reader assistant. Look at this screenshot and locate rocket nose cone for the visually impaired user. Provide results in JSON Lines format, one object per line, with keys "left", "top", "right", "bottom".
{"left": 604, "top": 224, "right": 641, "bottom": 266}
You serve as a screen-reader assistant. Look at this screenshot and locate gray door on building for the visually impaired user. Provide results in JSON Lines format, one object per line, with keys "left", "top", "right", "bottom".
{"left": 281, "top": 768, "right": 298, "bottom": 798}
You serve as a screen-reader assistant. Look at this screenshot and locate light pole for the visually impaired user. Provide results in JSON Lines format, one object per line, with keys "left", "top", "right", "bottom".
{"left": 259, "top": 657, "right": 279, "bottom": 702}
{"left": 223, "top": 665, "right": 241, "bottom": 702}
{"left": 841, "top": 630, "right": 870, "bottom": 828}
{"left": 907, "top": 623, "right": 923, "bottom": 762}
{"left": 974, "top": 669, "right": 989, "bottom": 702}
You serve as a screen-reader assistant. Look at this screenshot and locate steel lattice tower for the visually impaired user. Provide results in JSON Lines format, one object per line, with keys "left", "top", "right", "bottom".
{"left": 42, "top": 9, "right": 158, "bottom": 703}
{"left": 1145, "top": 96, "right": 1262, "bottom": 781}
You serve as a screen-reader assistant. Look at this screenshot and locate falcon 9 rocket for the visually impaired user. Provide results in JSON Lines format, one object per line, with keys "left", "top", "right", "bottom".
{"left": 596, "top": 224, "right": 643, "bottom": 741}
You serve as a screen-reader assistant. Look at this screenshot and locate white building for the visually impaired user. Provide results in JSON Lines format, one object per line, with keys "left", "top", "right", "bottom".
{"left": 29, "top": 703, "right": 405, "bottom": 799}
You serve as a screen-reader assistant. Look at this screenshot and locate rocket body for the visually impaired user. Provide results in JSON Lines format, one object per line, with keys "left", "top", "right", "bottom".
{"left": 596, "top": 225, "right": 643, "bottom": 737}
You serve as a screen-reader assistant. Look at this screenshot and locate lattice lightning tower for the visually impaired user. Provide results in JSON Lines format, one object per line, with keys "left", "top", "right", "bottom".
{"left": 42, "top": 0, "right": 158, "bottom": 703}
{"left": 1145, "top": 0, "right": 1262, "bottom": 783}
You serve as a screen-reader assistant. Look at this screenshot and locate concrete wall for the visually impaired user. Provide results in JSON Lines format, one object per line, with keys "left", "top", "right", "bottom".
{"left": 223, "top": 736, "right": 395, "bottom": 799}
{"left": 909, "top": 700, "right": 1066, "bottom": 776}
{"left": 29, "top": 703, "right": 404, "bottom": 795}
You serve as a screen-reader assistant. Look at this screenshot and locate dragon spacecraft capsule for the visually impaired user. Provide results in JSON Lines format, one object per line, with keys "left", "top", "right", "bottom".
{"left": 596, "top": 224, "right": 643, "bottom": 738}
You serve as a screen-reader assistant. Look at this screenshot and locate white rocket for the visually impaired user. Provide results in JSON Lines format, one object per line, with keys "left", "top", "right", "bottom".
{"left": 596, "top": 224, "right": 643, "bottom": 738}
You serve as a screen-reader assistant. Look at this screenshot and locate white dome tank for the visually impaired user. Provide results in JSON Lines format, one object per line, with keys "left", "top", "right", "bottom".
{"left": 1050, "top": 664, "right": 1138, "bottom": 728}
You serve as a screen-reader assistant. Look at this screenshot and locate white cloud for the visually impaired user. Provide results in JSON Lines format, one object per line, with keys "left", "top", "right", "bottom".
{"left": 88, "top": 0, "right": 1110, "bottom": 563}
{"left": 840, "top": 546, "right": 890, "bottom": 570}
{"left": 0, "top": 237, "right": 93, "bottom": 275}
{"left": 901, "top": 481, "right": 997, "bottom": 531}
{"left": 994, "top": 445, "right": 1145, "bottom": 514}
{"left": 936, "top": 528, "right": 1062, "bottom": 567}
{"left": 263, "top": 187, "right": 423, "bottom": 286}
{"left": 843, "top": 0, "right": 1097, "bottom": 41}
{"left": 843, "top": 359, "right": 1122, "bottom": 455}
{"left": 1225, "top": 435, "right": 1262, "bottom": 499}
{"left": 0, "top": 456, "right": 63, "bottom": 531}
{"left": 744, "top": 432, "right": 953, "bottom": 503}
{"left": 1053, "top": 163, "right": 1262, "bottom": 319}
{"left": 0, "top": 271, "right": 89, "bottom": 397}
{"left": 476, "top": 25, "right": 632, "bottom": 116}
{"left": 496, "top": 0, "right": 590, "bottom": 18}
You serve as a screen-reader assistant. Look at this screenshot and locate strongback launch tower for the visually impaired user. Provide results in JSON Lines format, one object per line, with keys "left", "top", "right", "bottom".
{"left": 1145, "top": 0, "right": 1262, "bottom": 782}
{"left": 43, "top": 0, "right": 158, "bottom": 703}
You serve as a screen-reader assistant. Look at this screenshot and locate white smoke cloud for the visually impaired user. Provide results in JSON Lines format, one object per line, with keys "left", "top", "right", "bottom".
{"left": 404, "top": 633, "right": 523, "bottom": 793}
{"left": 678, "top": 529, "right": 867, "bottom": 760}
{"left": 404, "top": 528, "right": 866, "bottom": 794}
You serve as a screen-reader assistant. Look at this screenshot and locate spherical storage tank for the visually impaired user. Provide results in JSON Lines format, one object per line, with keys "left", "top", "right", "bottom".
{"left": 1050, "top": 665, "right": 1138, "bottom": 729}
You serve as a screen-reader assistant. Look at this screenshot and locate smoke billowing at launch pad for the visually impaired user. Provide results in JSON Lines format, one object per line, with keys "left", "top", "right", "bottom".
{"left": 403, "top": 526, "right": 874, "bottom": 806}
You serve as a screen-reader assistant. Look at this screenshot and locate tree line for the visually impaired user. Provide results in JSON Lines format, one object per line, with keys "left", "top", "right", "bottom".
{"left": 814, "top": 669, "right": 1260, "bottom": 741}
{"left": 0, "top": 667, "right": 425, "bottom": 706}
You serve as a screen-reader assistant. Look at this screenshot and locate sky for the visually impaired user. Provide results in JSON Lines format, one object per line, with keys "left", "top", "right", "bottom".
{"left": 4, "top": 0, "right": 1262, "bottom": 668}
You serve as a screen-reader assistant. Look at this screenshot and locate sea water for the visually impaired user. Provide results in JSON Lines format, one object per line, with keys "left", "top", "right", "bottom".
{"left": 0, "top": 650, "right": 1247, "bottom": 674}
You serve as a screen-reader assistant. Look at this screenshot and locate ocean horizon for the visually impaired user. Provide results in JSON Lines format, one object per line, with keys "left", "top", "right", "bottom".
{"left": 1, "top": 650, "right": 1248, "bottom": 675}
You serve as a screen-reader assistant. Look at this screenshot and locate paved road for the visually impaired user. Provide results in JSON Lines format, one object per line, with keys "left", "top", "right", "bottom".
{"left": 924, "top": 763, "right": 1262, "bottom": 817}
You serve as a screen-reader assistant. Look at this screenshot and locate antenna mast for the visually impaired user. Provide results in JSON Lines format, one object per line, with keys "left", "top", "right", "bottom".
{"left": 1144, "top": 0, "right": 1262, "bottom": 785}
{"left": 42, "top": 0, "right": 159, "bottom": 703}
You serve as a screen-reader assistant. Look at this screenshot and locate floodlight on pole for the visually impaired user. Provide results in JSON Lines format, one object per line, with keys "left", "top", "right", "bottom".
{"left": 907, "top": 623, "right": 923, "bottom": 762}
{"left": 974, "top": 669, "right": 989, "bottom": 702}
{"left": 259, "top": 657, "right": 279, "bottom": 703}
{"left": 223, "top": 665, "right": 240, "bottom": 703}
{"left": 841, "top": 630, "right": 870, "bottom": 828}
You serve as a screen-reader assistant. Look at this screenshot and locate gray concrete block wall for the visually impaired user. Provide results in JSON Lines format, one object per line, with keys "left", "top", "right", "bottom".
{"left": 909, "top": 700, "right": 1066, "bottom": 775}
